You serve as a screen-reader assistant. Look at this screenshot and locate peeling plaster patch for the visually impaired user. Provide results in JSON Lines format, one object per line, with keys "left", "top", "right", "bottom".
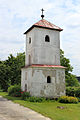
{"left": 56, "top": 84, "right": 60, "bottom": 95}
{"left": 32, "top": 68, "right": 35, "bottom": 76}
{"left": 42, "top": 69, "right": 56, "bottom": 77}
{"left": 58, "top": 72, "right": 64, "bottom": 82}
{"left": 56, "top": 83, "right": 65, "bottom": 95}
{"left": 44, "top": 85, "right": 46, "bottom": 89}
{"left": 40, "top": 90, "right": 45, "bottom": 96}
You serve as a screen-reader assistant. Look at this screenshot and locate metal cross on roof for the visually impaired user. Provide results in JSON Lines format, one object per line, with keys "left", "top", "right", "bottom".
{"left": 41, "top": 8, "right": 44, "bottom": 19}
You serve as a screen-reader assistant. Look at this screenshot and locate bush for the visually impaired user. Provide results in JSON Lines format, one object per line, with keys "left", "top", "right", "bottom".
{"left": 75, "top": 87, "right": 80, "bottom": 97}
{"left": 66, "top": 87, "right": 80, "bottom": 98}
{"left": 8, "top": 85, "right": 21, "bottom": 97}
{"left": 77, "top": 97, "right": 80, "bottom": 102}
{"left": 58, "top": 96, "right": 78, "bottom": 103}
{"left": 27, "top": 96, "right": 46, "bottom": 102}
{"left": 58, "top": 96, "right": 68, "bottom": 103}
{"left": 66, "top": 87, "right": 76, "bottom": 97}
{"left": 21, "top": 91, "right": 31, "bottom": 100}
{"left": 67, "top": 96, "right": 78, "bottom": 103}
{"left": 66, "top": 74, "right": 79, "bottom": 87}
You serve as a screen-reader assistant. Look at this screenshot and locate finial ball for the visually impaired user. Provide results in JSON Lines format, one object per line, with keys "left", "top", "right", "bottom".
{"left": 41, "top": 8, "right": 44, "bottom": 19}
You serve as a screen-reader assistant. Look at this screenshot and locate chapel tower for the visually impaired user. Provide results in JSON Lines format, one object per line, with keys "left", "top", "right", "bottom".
{"left": 21, "top": 9, "right": 65, "bottom": 98}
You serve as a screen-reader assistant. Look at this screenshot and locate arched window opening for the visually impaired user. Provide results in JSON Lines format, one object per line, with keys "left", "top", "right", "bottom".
{"left": 45, "top": 35, "right": 50, "bottom": 42}
{"left": 25, "top": 72, "right": 27, "bottom": 80}
{"left": 29, "top": 37, "right": 31, "bottom": 44}
{"left": 29, "top": 55, "right": 31, "bottom": 65}
{"left": 25, "top": 84, "right": 27, "bottom": 92}
{"left": 47, "top": 76, "right": 51, "bottom": 83}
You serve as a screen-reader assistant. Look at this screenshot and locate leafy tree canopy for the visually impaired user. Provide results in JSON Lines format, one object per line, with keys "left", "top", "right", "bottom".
{"left": 60, "top": 49, "right": 79, "bottom": 87}
{"left": 0, "top": 52, "right": 25, "bottom": 91}
{"left": 60, "top": 49, "right": 73, "bottom": 74}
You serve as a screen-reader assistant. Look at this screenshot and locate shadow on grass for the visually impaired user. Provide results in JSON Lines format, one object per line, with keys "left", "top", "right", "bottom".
{"left": 4, "top": 95, "right": 22, "bottom": 101}
{"left": 0, "top": 92, "right": 22, "bottom": 101}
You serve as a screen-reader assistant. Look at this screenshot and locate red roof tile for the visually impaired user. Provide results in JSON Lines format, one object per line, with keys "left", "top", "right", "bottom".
{"left": 22, "top": 64, "right": 65, "bottom": 69}
{"left": 24, "top": 19, "right": 63, "bottom": 34}
{"left": 34, "top": 19, "right": 63, "bottom": 31}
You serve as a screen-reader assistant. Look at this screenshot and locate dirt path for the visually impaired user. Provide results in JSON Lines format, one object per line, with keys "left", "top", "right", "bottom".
{"left": 0, "top": 96, "right": 51, "bottom": 120}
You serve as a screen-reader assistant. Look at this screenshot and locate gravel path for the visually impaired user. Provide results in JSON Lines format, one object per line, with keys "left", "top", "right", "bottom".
{"left": 0, "top": 96, "right": 51, "bottom": 120}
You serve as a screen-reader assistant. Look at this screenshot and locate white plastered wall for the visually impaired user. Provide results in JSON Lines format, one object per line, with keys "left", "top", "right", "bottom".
{"left": 21, "top": 67, "right": 65, "bottom": 98}
{"left": 25, "top": 27, "right": 60, "bottom": 66}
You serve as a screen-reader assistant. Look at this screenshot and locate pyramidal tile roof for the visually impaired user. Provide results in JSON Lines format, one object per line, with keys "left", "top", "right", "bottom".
{"left": 34, "top": 19, "right": 63, "bottom": 31}
{"left": 24, "top": 19, "right": 63, "bottom": 34}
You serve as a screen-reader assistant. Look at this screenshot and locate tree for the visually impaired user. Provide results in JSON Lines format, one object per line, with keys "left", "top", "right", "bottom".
{"left": 60, "top": 49, "right": 73, "bottom": 74}
{"left": 5, "top": 52, "right": 25, "bottom": 85}
{"left": 60, "top": 49, "right": 79, "bottom": 87}
{"left": 66, "top": 74, "right": 79, "bottom": 87}
{"left": 0, "top": 62, "right": 10, "bottom": 91}
{"left": 0, "top": 52, "right": 25, "bottom": 91}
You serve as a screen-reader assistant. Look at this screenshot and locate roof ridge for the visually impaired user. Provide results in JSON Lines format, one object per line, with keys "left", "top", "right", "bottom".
{"left": 34, "top": 19, "right": 62, "bottom": 28}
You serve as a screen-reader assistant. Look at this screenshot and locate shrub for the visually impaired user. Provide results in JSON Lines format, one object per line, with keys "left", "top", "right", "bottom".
{"left": 66, "top": 87, "right": 76, "bottom": 96}
{"left": 58, "top": 96, "right": 68, "bottom": 103}
{"left": 77, "top": 97, "right": 80, "bottom": 102}
{"left": 67, "top": 96, "right": 78, "bottom": 103}
{"left": 66, "top": 74, "right": 79, "bottom": 87}
{"left": 27, "top": 96, "right": 46, "bottom": 102}
{"left": 66, "top": 87, "right": 80, "bottom": 98}
{"left": 75, "top": 87, "right": 80, "bottom": 97}
{"left": 58, "top": 96, "right": 78, "bottom": 104}
{"left": 8, "top": 85, "right": 21, "bottom": 97}
{"left": 21, "top": 91, "right": 31, "bottom": 100}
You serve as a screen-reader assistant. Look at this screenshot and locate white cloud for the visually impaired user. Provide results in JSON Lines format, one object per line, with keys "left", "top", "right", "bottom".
{"left": 0, "top": 0, "right": 80, "bottom": 75}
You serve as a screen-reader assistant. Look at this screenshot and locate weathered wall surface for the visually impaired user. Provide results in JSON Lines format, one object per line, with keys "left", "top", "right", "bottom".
{"left": 21, "top": 67, "right": 65, "bottom": 98}
{"left": 22, "top": 24, "right": 65, "bottom": 98}
{"left": 25, "top": 28, "right": 34, "bottom": 65}
{"left": 25, "top": 27, "right": 60, "bottom": 66}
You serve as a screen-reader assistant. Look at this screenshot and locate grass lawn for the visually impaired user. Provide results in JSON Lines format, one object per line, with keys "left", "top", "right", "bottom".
{"left": 0, "top": 92, "right": 80, "bottom": 120}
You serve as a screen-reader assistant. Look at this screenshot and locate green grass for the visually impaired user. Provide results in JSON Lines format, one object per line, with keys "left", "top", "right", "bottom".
{"left": 0, "top": 92, "right": 80, "bottom": 120}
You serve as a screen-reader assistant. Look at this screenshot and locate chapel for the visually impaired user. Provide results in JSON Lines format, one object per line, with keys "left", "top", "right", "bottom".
{"left": 21, "top": 9, "right": 65, "bottom": 98}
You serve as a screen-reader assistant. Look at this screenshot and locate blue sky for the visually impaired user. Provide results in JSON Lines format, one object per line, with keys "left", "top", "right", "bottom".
{"left": 0, "top": 0, "right": 80, "bottom": 76}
